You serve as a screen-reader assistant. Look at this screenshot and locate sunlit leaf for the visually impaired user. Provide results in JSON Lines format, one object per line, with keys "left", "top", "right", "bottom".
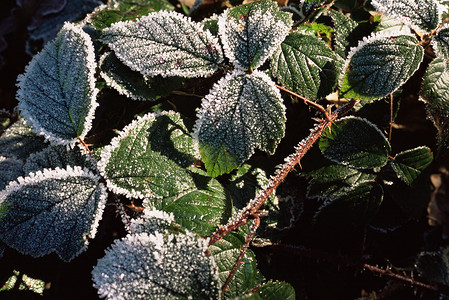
{"left": 0, "top": 118, "right": 46, "bottom": 160}
{"left": 88, "top": 0, "right": 174, "bottom": 31}
{"left": 209, "top": 231, "right": 264, "bottom": 298}
{"left": 390, "top": 146, "right": 433, "bottom": 185}
{"left": 0, "top": 166, "right": 107, "bottom": 261}
{"left": 193, "top": 70, "right": 286, "bottom": 177}
{"left": 17, "top": 23, "right": 99, "bottom": 145}
{"left": 99, "top": 111, "right": 228, "bottom": 236}
{"left": 319, "top": 116, "right": 391, "bottom": 169}
{"left": 218, "top": 0, "right": 292, "bottom": 70}
{"left": 99, "top": 52, "right": 183, "bottom": 101}
{"left": 330, "top": 10, "right": 358, "bottom": 60}
{"left": 371, "top": 0, "right": 445, "bottom": 32}
{"left": 92, "top": 225, "right": 220, "bottom": 299}
{"left": 306, "top": 164, "right": 376, "bottom": 199}
{"left": 432, "top": 25, "right": 449, "bottom": 61}
{"left": 100, "top": 11, "right": 224, "bottom": 78}
{"left": 375, "top": 15, "right": 411, "bottom": 36}
{"left": 271, "top": 31, "right": 340, "bottom": 100}
{"left": 340, "top": 33, "right": 423, "bottom": 100}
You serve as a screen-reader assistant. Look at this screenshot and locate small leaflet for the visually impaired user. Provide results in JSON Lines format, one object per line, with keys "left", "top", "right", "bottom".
{"left": 319, "top": 116, "right": 391, "bottom": 169}
{"left": 0, "top": 118, "right": 46, "bottom": 160}
{"left": 17, "top": 22, "right": 99, "bottom": 146}
{"left": 193, "top": 70, "right": 286, "bottom": 177}
{"left": 432, "top": 24, "right": 449, "bottom": 60}
{"left": 271, "top": 31, "right": 340, "bottom": 100}
{"left": 92, "top": 217, "right": 220, "bottom": 299}
{"left": 100, "top": 11, "right": 224, "bottom": 78}
{"left": 390, "top": 146, "right": 433, "bottom": 185}
{"left": 218, "top": 0, "right": 293, "bottom": 70}
{"left": 340, "top": 33, "right": 423, "bottom": 100}
{"left": 0, "top": 166, "right": 107, "bottom": 261}
{"left": 371, "top": 0, "right": 445, "bottom": 32}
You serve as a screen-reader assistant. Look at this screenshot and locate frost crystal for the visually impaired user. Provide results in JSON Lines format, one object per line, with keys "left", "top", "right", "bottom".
{"left": 100, "top": 11, "right": 224, "bottom": 78}
{"left": 371, "top": 0, "right": 445, "bottom": 32}
{"left": 16, "top": 22, "right": 99, "bottom": 146}
{"left": 0, "top": 166, "right": 107, "bottom": 261}
{"left": 128, "top": 208, "right": 175, "bottom": 234}
{"left": 92, "top": 229, "right": 220, "bottom": 299}
{"left": 193, "top": 70, "right": 286, "bottom": 176}
{"left": 218, "top": 0, "right": 292, "bottom": 70}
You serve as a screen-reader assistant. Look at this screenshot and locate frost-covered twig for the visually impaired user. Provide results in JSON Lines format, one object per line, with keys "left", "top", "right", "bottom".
{"left": 208, "top": 99, "right": 360, "bottom": 245}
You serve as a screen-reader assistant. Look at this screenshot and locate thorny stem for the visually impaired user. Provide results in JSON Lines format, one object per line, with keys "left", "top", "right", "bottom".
{"left": 272, "top": 244, "right": 439, "bottom": 293}
{"left": 275, "top": 84, "right": 330, "bottom": 121}
{"left": 208, "top": 99, "right": 360, "bottom": 245}
{"left": 77, "top": 136, "right": 93, "bottom": 155}
{"left": 221, "top": 214, "right": 261, "bottom": 297}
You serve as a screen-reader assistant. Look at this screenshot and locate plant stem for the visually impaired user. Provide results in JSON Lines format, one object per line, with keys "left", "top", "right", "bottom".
{"left": 275, "top": 84, "right": 330, "bottom": 120}
{"left": 272, "top": 244, "right": 439, "bottom": 292}
{"left": 208, "top": 99, "right": 360, "bottom": 245}
{"left": 389, "top": 93, "right": 393, "bottom": 142}
{"left": 221, "top": 214, "right": 261, "bottom": 297}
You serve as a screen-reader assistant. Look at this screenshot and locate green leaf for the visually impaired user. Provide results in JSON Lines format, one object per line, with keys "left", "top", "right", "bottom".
{"left": 329, "top": 10, "right": 358, "bottom": 60}
{"left": 375, "top": 15, "right": 411, "bottom": 36}
{"left": 17, "top": 23, "right": 99, "bottom": 146}
{"left": 371, "top": 0, "right": 445, "bottom": 32}
{"left": 89, "top": 0, "right": 174, "bottom": 31}
{"left": 340, "top": 34, "right": 423, "bottom": 100}
{"left": 306, "top": 164, "right": 376, "bottom": 199}
{"left": 238, "top": 281, "right": 296, "bottom": 300}
{"left": 99, "top": 111, "right": 228, "bottom": 236}
{"left": 193, "top": 70, "right": 286, "bottom": 177}
{"left": 432, "top": 25, "right": 449, "bottom": 61}
{"left": 390, "top": 146, "right": 433, "bottom": 185}
{"left": 100, "top": 11, "right": 224, "bottom": 78}
{"left": 99, "top": 52, "right": 183, "bottom": 101}
{"left": 417, "top": 247, "right": 449, "bottom": 286}
{"left": 92, "top": 222, "right": 220, "bottom": 299}
{"left": 421, "top": 57, "right": 449, "bottom": 149}
{"left": 0, "top": 157, "right": 24, "bottom": 191}
{"left": 271, "top": 32, "right": 340, "bottom": 100}
{"left": 0, "top": 166, "right": 107, "bottom": 261}
{"left": 209, "top": 231, "right": 264, "bottom": 298}
{"left": 319, "top": 116, "right": 391, "bottom": 169}
{"left": 0, "top": 119, "right": 46, "bottom": 160}
{"left": 314, "top": 181, "right": 384, "bottom": 232}
{"left": 218, "top": 0, "right": 293, "bottom": 70}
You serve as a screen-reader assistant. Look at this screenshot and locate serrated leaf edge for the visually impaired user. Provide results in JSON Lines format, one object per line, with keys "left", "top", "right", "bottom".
{"left": 16, "top": 22, "right": 99, "bottom": 146}
{"left": 431, "top": 23, "right": 449, "bottom": 59}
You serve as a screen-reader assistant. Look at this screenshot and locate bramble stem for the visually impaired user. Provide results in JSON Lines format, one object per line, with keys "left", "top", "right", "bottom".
{"left": 208, "top": 99, "right": 360, "bottom": 245}
{"left": 389, "top": 93, "right": 393, "bottom": 142}
{"left": 77, "top": 136, "right": 93, "bottom": 155}
{"left": 221, "top": 214, "right": 261, "bottom": 297}
{"left": 272, "top": 244, "right": 438, "bottom": 292}
{"left": 275, "top": 84, "right": 330, "bottom": 120}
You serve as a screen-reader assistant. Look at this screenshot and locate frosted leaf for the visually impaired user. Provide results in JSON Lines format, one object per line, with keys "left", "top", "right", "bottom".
{"left": 371, "top": 0, "right": 445, "bottom": 32}
{"left": 88, "top": 0, "right": 174, "bottom": 31}
{"left": 92, "top": 230, "right": 220, "bottom": 299}
{"left": 0, "top": 118, "right": 46, "bottom": 159}
{"left": 390, "top": 146, "right": 433, "bottom": 185}
{"left": 271, "top": 31, "right": 340, "bottom": 100}
{"left": 319, "top": 116, "right": 391, "bottom": 169}
{"left": 100, "top": 11, "right": 223, "bottom": 78}
{"left": 17, "top": 23, "right": 99, "bottom": 146}
{"left": 128, "top": 208, "right": 175, "bottom": 234}
{"left": 99, "top": 52, "right": 183, "bottom": 101}
{"left": 23, "top": 144, "right": 97, "bottom": 175}
{"left": 238, "top": 281, "right": 296, "bottom": 300}
{"left": 0, "top": 156, "right": 24, "bottom": 191}
{"left": 193, "top": 70, "right": 286, "bottom": 177}
{"left": 0, "top": 166, "right": 107, "bottom": 261}
{"left": 218, "top": 0, "right": 292, "bottom": 70}
{"left": 99, "top": 111, "right": 227, "bottom": 236}
{"left": 375, "top": 15, "right": 411, "bottom": 36}
{"left": 340, "top": 33, "right": 423, "bottom": 100}
{"left": 98, "top": 111, "right": 199, "bottom": 200}
{"left": 432, "top": 25, "right": 449, "bottom": 60}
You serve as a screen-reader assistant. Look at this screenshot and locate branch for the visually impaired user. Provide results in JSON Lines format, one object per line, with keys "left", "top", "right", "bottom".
{"left": 208, "top": 99, "right": 360, "bottom": 245}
